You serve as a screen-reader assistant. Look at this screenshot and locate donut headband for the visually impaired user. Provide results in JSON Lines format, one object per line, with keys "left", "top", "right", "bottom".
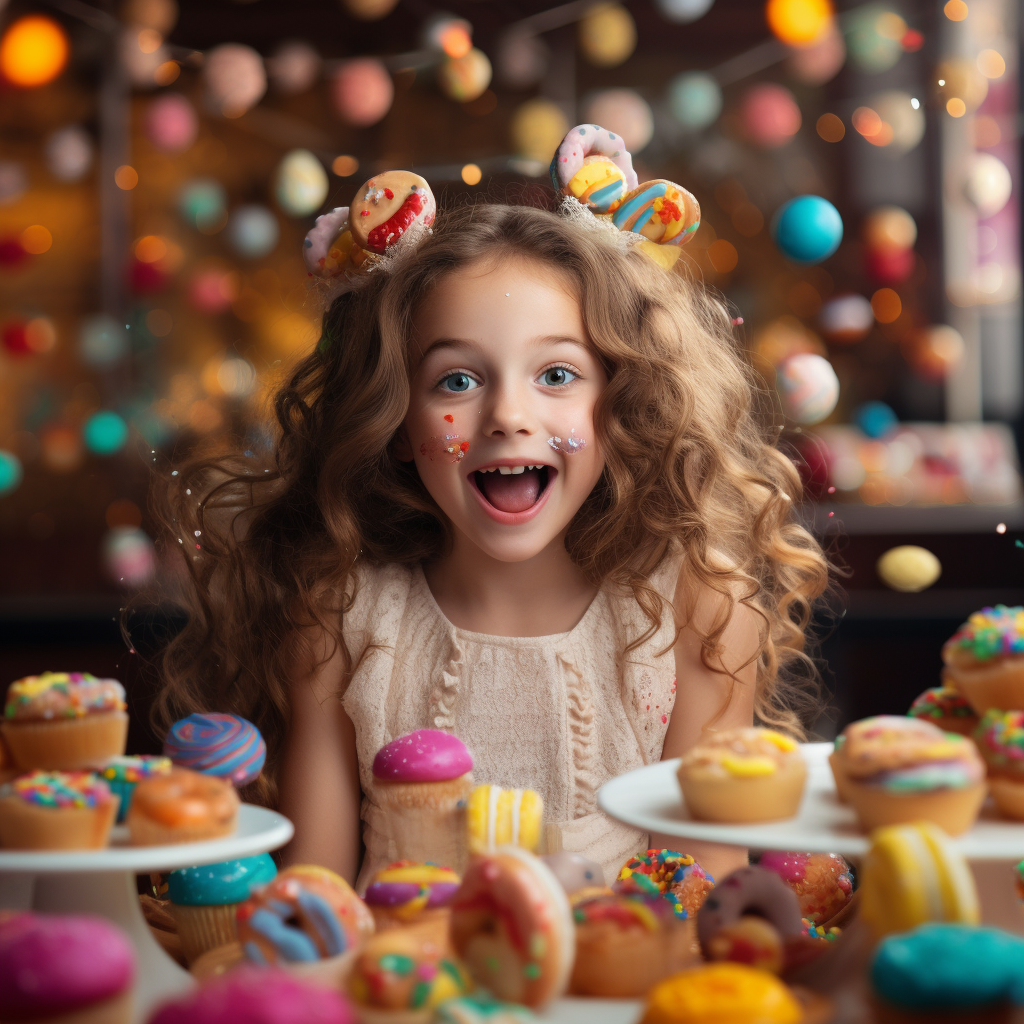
{"left": 303, "top": 125, "right": 700, "bottom": 292}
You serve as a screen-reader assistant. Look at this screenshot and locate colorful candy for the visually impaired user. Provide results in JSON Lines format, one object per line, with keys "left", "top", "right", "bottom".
{"left": 948, "top": 605, "right": 1024, "bottom": 661}
{"left": 4, "top": 672, "right": 126, "bottom": 721}
{"left": 163, "top": 713, "right": 266, "bottom": 787}
{"left": 9, "top": 770, "right": 113, "bottom": 808}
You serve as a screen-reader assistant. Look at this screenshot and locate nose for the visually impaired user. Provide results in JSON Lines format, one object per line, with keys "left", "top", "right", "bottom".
{"left": 480, "top": 378, "right": 535, "bottom": 438}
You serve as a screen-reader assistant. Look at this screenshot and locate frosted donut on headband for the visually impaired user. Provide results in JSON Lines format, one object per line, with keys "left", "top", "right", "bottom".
{"left": 303, "top": 170, "right": 436, "bottom": 294}
{"left": 612, "top": 179, "right": 701, "bottom": 247}
{"left": 550, "top": 124, "right": 638, "bottom": 213}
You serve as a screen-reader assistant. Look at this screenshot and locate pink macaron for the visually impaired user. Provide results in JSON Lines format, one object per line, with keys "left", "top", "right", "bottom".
{"left": 0, "top": 912, "right": 135, "bottom": 1020}
{"left": 148, "top": 967, "right": 356, "bottom": 1023}
{"left": 372, "top": 729, "right": 473, "bottom": 783}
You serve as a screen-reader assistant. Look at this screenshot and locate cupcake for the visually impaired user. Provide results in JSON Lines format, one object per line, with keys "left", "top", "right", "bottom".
{"left": 167, "top": 854, "right": 277, "bottom": 963}
{"left": 148, "top": 967, "right": 357, "bottom": 1024}
{"left": 371, "top": 729, "right": 474, "bottom": 871}
{"left": 677, "top": 728, "right": 807, "bottom": 823}
{"left": 363, "top": 861, "right": 461, "bottom": 947}
{"left": 570, "top": 890, "right": 698, "bottom": 997}
{"left": 756, "top": 852, "right": 854, "bottom": 926}
{"left": 466, "top": 784, "right": 543, "bottom": 854}
{"left": 941, "top": 605, "right": 1024, "bottom": 715}
{"left": 973, "top": 709, "right": 1024, "bottom": 819}
{"left": 126, "top": 767, "right": 239, "bottom": 846}
{"left": 0, "top": 912, "right": 135, "bottom": 1023}
{"left": 0, "top": 771, "right": 118, "bottom": 850}
{"left": 97, "top": 754, "right": 172, "bottom": 822}
{"left": 347, "top": 928, "right": 472, "bottom": 1024}
{"left": 1, "top": 672, "right": 128, "bottom": 771}
{"left": 907, "top": 686, "right": 980, "bottom": 736}
{"left": 163, "top": 713, "right": 266, "bottom": 787}
{"left": 834, "top": 716, "right": 986, "bottom": 835}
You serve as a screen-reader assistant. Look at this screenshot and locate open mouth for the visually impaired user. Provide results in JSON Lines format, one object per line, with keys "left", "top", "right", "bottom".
{"left": 470, "top": 465, "right": 553, "bottom": 514}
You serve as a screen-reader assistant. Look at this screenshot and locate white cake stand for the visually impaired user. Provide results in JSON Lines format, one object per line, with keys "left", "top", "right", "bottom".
{"left": 0, "top": 804, "right": 293, "bottom": 1023}
{"left": 598, "top": 741, "right": 1024, "bottom": 934}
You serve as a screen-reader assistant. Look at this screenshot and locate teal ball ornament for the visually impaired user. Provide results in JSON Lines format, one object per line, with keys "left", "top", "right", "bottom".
{"left": 773, "top": 195, "right": 843, "bottom": 264}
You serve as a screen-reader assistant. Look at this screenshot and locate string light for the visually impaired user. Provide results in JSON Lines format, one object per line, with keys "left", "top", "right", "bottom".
{"left": 0, "top": 15, "right": 69, "bottom": 88}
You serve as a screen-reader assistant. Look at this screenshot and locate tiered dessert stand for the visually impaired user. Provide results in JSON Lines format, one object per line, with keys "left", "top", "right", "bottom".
{"left": 0, "top": 804, "right": 293, "bottom": 1023}
{"left": 3, "top": 744, "right": 1023, "bottom": 1024}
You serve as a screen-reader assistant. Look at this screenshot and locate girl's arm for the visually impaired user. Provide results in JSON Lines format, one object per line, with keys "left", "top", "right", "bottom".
{"left": 277, "top": 625, "right": 363, "bottom": 884}
{"left": 651, "top": 570, "right": 760, "bottom": 882}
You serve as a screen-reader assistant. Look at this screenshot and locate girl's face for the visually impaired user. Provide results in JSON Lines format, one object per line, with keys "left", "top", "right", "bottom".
{"left": 404, "top": 257, "right": 609, "bottom": 563}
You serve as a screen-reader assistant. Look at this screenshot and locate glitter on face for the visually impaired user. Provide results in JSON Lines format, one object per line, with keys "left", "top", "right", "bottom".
{"left": 547, "top": 428, "right": 587, "bottom": 455}
{"left": 420, "top": 433, "right": 470, "bottom": 462}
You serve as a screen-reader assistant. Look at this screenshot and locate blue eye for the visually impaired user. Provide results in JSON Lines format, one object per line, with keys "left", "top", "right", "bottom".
{"left": 439, "top": 372, "right": 478, "bottom": 393}
{"left": 541, "top": 367, "right": 577, "bottom": 387}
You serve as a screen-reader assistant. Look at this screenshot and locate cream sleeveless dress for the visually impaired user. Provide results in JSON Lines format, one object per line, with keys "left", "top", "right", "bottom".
{"left": 342, "top": 552, "right": 681, "bottom": 893}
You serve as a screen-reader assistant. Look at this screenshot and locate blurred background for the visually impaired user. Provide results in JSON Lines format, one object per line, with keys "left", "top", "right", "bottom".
{"left": 0, "top": 0, "right": 1020, "bottom": 746}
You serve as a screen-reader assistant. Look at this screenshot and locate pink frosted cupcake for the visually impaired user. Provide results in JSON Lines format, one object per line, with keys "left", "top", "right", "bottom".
{"left": 0, "top": 912, "right": 135, "bottom": 1023}
{"left": 148, "top": 967, "right": 356, "bottom": 1024}
{"left": 372, "top": 729, "right": 474, "bottom": 871}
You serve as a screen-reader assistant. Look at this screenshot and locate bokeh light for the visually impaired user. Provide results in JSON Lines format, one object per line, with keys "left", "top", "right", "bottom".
{"left": 179, "top": 179, "right": 228, "bottom": 232}
{"left": 20, "top": 225, "right": 52, "bottom": 254}
{"left": 870, "top": 287, "right": 902, "bottom": 323}
{"left": 332, "top": 155, "right": 360, "bottom": 177}
{"left": 25, "top": 316, "right": 57, "bottom": 354}
{"left": 0, "top": 16, "right": 69, "bottom": 88}
{"left": 668, "top": 73, "right": 722, "bottom": 131}
{"left": 83, "top": 411, "right": 129, "bottom": 455}
{"left": 845, "top": 5, "right": 903, "bottom": 74}
{"left": 510, "top": 99, "right": 569, "bottom": 163}
{"left": 583, "top": 90, "right": 654, "bottom": 152}
{"left": 0, "top": 451, "right": 23, "bottom": 496}
{"left": 331, "top": 59, "right": 393, "bottom": 126}
{"left": 772, "top": 195, "right": 843, "bottom": 264}
{"left": 145, "top": 93, "right": 198, "bottom": 152}
{"left": 227, "top": 205, "right": 280, "bottom": 259}
{"left": 943, "top": 0, "right": 968, "bottom": 20}
{"left": 578, "top": 4, "right": 637, "bottom": 68}
{"left": 707, "top": 239, "right": 739, "bottom": 273}
{"left": 655, "top": 0, "right": 715, "bottom": 22}
{"left": 765, "top": 0, "right": 833, "bottom": 47}
{"left": 819, "top": 294, "right": 874, "bottom": 343}
{"left": 777, "top": 352, "right": 839, "bottom": 424}
{"left": 877, "top": 546, "right": 941, "bottom": 592}
{"left": 79, "top": 315, "right": 128, "bottom": 368}
{"left": 105, "top": 499, "right": 143, "bottom": 530}
{"left": 496, "top": 28, "right": 548, "bottom": 88}
{"left": 787, "top": 22, "right": 846, "bottom": 84}
{"left": 863, "top": 206, "right": 916, "bottom": 252}
{"left": 977, "top": 49, "right": 1005, "bottom": 79}
{"left": 905, "top": 324, "right": 964, "bottom": 380}
{"left": 438, "top": 48, "right": 492, "bottom": 102}
{"left": 204, "top": 43, "right": 266, "bottom": 118}
{"left": 461, "top": 164, "right": 482, "bottom": 186}
{"left": 741, "top": 84, "right": 802, "bottom": 148}
{"left": 45, "top": 126, "right": 93, "bottom": 181}
{"left": 816, "top": 113, "right": 845, "bottom": 142}
{"left": 40, "top": 425, "right": 84, "bottom": 472}
{"left": 854, "top": 400, "right": 898, "bottom": 439}
{"left": 115, "top": 165, "right": 139, "bottom": 190}
{"left": 103, "top": 527, "right": 157, "bottom": 588}
{"left": 267, "top": 41, "right": 321, "bottom": 95}
{"left": 423, "top": 15, "right": 473, "bottom": 59}
{"left": 274, "top": 150, "right": 328, "bottom": 217}
{"left": 341, "top": 0, "right": 400, "bottom": 18}
{"left": 964, "top": 153, "right": 1012, "bottom": 216}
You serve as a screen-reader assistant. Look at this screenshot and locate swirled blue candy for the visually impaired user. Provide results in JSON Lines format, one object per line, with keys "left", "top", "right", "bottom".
{"left": 872, "top": 924, "right": 1024, "bottom": 1011}
{"left": 163, "top": 712, "right": 266, "bottom": 786}
{"left": 167, "top": 854, "right": 277, "bottom": 906}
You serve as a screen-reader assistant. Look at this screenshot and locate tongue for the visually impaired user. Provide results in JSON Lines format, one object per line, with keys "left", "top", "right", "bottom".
{"left": 479, "top": 469, "right": 543, "bottom": 513}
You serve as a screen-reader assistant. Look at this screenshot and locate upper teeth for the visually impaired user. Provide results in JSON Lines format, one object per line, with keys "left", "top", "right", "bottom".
{"left": 478, "top": 465, "right": 545, "bottom": 475}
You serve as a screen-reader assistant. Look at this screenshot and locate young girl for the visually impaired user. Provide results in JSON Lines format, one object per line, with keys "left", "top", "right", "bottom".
{"left": 152, "top": 191, "right": 829, "bottom": 889}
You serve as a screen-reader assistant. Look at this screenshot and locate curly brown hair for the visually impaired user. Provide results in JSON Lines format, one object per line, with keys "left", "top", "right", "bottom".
{"left": 145, "top": 201, "right": 830, "bottom": 806}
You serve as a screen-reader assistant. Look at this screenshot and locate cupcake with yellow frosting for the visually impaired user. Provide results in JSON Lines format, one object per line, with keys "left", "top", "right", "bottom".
{"left": 466, "top": 785, "right": 543, "bottom": 855}
{"left": 362, "top": 861, "right": 460, "bottom": 948}
{"left": 677, "top": 728, "right": 807, "bottom": 823}
{"left": 2, "top": 672, "right": 128, "bottom": 771}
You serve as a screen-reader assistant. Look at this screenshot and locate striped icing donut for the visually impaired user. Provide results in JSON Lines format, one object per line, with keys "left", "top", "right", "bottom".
{"left": 349, "top": 170, "right": 436, "bottom": 255}
{"left": 611, "top": 179, "right": 701, "bottom": 246}
{"left": 163, "top": 713, "right": 266, "bottom": 788}
{"left": 549, "top": 124, "right": 638, "bottom": 213}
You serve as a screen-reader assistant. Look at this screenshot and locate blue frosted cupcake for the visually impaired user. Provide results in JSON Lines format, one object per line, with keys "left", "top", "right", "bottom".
{"left": 97, "top": 755, "right": 172, "bottom": 822}
{"left": 167, "top": 854, "right": 277, "bottom": 963}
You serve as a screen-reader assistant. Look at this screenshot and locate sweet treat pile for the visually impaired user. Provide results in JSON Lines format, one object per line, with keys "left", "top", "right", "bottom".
{"left": 973, "top": 708, "right": 1024, "bottom": 819}
{"left": 677, "top": 728, "right": 807, "bottom": 823}
{"left": 756, "top": 851, "right": 853, "bottom": 926}
{"left": 946, "top": 604, "right": 1024, "bottom": 661}
{"left": 3, "top": 672, "right": 126, "bottom": 720}
{"left": 615, "top": 848, "right": 714, "bottom": 918}
{"left": 0, "top": 770, "right": 119, "bottom": 849}
{"left": 126, "top": 766, "right": 240, "bottom": 846}
{"left": 364, "top": 860, "right": 460, "bottom": 948}
{"left": 163, "top": 713, "right": 266, "bottom": 787}
{"left": 942, "top": 605, "right": 1024, "bottom": 714}
{"left": 98, "top": 754, "right": 173, "bottom": 821}
{"left": 907, "top": 685, "right": 979, "bottom": 736}
{"left": 467, "top": 784, "right": 543, "bottom": 854}
{"left": 0, "top": 912, "right": 135, "bottom": 1023}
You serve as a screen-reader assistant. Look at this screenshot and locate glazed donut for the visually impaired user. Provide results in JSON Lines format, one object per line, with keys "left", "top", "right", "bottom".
{"left": 126, "top": 767, "right": 238, "bottom": 846}
{"left": 610, "top": 179, "right": 701, "bottom": 247}
{"left": 696, "top": 866, "right": 804, "bottom": 956}
{"left": 550, "top": 124, "right": 638, "bottom": 212}
{"left": 237, "top": 865, "right": 372, "bottom": 964}
{"left": 449, "top": 847, "right": 575, "bottom": 1008}
{"left": 349, "top": 171, "right": 436, "bottom": 254}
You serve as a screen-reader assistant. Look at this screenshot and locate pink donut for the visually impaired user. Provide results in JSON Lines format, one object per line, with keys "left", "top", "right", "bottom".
{"left": 303, "top": 207, "right": 352, "bottom": 279}
{"left": 549, "top": 124, "right": 638, "bottom": 203}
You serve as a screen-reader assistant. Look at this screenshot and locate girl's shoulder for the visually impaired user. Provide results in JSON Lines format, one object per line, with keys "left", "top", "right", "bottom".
{"left": 342, "top": 559, "right": 417, "bottom": 650}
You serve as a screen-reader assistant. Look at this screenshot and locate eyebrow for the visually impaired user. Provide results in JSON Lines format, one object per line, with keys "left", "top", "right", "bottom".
{"left": 419, "top": 335, "right": 589, "bottom": 360}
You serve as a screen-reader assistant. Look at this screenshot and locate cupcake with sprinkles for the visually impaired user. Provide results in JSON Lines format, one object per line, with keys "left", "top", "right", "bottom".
{"left": 615, "top": 849, "right": 715, "bottom": 919}
{"left": 98, "top": 754, "right": 172, "bottom": 822}
{"left": 942, "top": 605, "right": 1024, "bottom": 715}
{"left": 908, "top": 686, "right": 980, "bottom": 737}
{"left": 163, "top": 713, "right": 266, "bottom": 787}
{"left": 974, "top": 709, "right": 1024, "bottom": 820}
{"left": 0, "top": 770, "right": 118, "bottom": 849}
{"left": 1, "top": 671, "right": 128, "bottom": 771}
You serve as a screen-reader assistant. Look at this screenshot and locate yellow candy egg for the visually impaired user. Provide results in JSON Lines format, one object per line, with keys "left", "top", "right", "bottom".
{"left": 876, "top": 545, "right": 942, "bottom": 593}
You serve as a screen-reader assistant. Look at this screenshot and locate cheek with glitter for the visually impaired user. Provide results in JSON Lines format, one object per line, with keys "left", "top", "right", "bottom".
{"left": 547, "top": 428, "right": 588, "bottom": 455}
{"left": 420, "top": 434, "right": 470, "bottom": 462}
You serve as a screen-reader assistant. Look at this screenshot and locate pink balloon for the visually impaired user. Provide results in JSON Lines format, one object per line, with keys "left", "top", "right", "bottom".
{"left": 145, "top": 94, "right": 198, "bottom": 153}
{"left": 741, "top": 83, "right": 802, "bottom": 148}
{"left": 331, "top": 59, "right": 394, "bottom": 127}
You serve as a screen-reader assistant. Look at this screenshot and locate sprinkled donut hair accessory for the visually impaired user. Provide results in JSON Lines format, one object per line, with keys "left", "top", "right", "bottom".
{"left": 550, "top": 123, "right": 701, "bottom": 270}
{"left": 303, "top": 169, "right": 437, "bottom": 297}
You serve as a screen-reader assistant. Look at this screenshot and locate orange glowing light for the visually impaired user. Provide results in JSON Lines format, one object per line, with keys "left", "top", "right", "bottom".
{"left": 25, "top": 317, "right": 57, "bottom": 353}
{"left": 708, "top": 239, "right": 739, "bottom": 273}
{"left": 871, "top": 288, "right": 902, "bottom": 323}
{"left": 816, "top": 113, "right": 845, "bottom": 142}
{"left": 852, "top": 106, "right": 882, "bottom": 137}
{"left": 154, "top": 61, "right": 180, "bottom": 85}
{"left": 440, "top": 24, "right": 472, "bottom": 59}
{"left": 20, "top": 225, "right": 52, "bottom": 254}
{"left": 765, "top": 0, "right": 833, "bottom": 47}
{"left": 946, "top": 97, "right": 966, "bottom": 117}
{"left": 0, "top": 15, "right": 69, "bottom": 88}
{"left": 977, "top": 49, "right": 1005, "bottom": 79}
{"left": 461, "top": 163, "right": 482, "bottom": 185}
{"left": 331, "top": 155, "right": 360, "bottom": 177}
{"left": 115, "top": 165, "right": 139, "bottom": 190}
{"left": 944, "top": 0, "right": 968, "bottom": 20}
{"left": 135, "top": 235, "right": 167, "bottom": 263}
